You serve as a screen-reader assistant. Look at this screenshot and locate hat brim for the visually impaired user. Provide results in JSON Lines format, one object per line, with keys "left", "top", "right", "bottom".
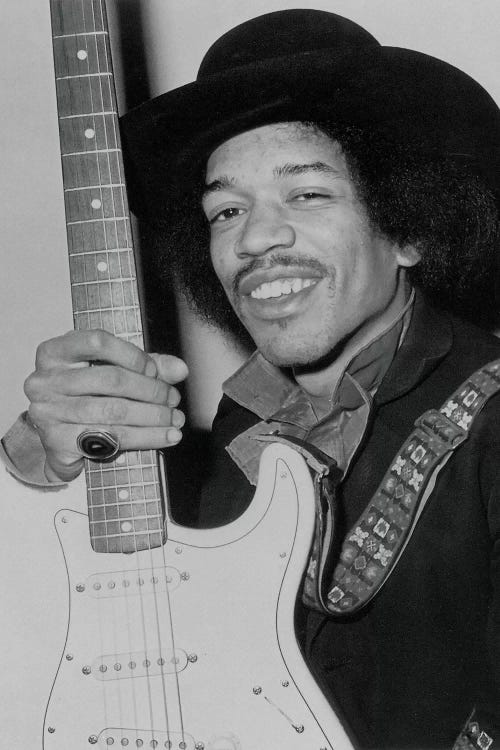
{"left": 120, "top": 45, "right": 500, "bottom": 218}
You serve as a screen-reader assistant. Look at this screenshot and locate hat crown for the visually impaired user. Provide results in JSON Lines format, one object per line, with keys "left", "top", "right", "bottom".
{"left": 197, "top": 9, "right": 380, "bottom": 79}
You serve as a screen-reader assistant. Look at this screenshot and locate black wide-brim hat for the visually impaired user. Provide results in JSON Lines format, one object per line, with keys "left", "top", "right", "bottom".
{"left": 120, "top": 9, "right": 500, "bottom": 218}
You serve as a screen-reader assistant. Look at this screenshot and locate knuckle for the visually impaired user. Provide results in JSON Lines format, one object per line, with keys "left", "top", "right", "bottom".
{"left": 24, "top": 370, "right": 44, "bottom": 400}
{"left": 102, "top": 366, "right": 125, "bottom": 393}
{"left": 35, "top": 338, "right": 57, "bottom": 369}
{"left": 85, "top": 328, "right": 107, "bottom": 354}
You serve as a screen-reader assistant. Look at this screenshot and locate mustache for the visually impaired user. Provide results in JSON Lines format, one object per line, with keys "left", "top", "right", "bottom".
{"left": 232, "top": 254, "right": 328, "bottom": 296}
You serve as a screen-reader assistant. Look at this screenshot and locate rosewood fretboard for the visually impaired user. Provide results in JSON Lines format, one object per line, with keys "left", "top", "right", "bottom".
{"left": 50, "top": 0, "right": 166, "bottom": 554}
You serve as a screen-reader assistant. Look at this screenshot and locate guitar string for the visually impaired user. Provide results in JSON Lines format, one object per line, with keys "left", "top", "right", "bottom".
{"left": 96, "top": 0, "right": 178, "bottom": 744}
{"left": 96, "top": 5, "right": 188, "bottom": 745}
{"left": 75, "top": 0, "right": 118, "bottom": 742}
{"left": 78, "top": 0, "right": 131, "bottom": 742}
{"left": 86, "top": 1, "right": 154, "bottom": 746}
{"left": 94, "top": 4, "right": 191, "bottom": 739}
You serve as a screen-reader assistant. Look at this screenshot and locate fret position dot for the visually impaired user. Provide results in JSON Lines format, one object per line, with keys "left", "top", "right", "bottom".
{"left": 121, "top": 521, "right": 133, "bottom": 532}
{"left": 97, "top": 261, "right": 108, "bottom": 273}
{"left": 77, "top": 49, "right": 88, "bottom": 60}
{"left": 91, "top": 198, "right": 102, "bottom": 210}
{"left": 84, "top": 128, "right": 95, "bottom": 139}
{"left": 118, "top": 489, "right": 129, "bottom": 500}
{"left": 116, "top": 455, "right": 126, "bottom": 465}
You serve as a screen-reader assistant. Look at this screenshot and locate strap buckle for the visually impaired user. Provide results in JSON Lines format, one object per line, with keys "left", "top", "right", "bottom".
{"left": 414, "top": 408, "right": 468, "bottom": 456}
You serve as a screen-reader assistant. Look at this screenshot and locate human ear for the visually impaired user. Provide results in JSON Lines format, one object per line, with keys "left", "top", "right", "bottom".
{"left": 395, "top": 244, "right": 421, "bottom": 268}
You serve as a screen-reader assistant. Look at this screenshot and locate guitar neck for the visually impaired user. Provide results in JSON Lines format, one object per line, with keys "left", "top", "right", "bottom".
{"left": 50, "top": 0, "right": 167, "bottom": 553}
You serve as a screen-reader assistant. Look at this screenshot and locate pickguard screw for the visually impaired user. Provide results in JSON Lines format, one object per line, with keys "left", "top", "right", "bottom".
{"left": 293, "top": 724, "right": 305, "bottom": 733}
{"left": 175, "top": 547, "right": 182, "bottom": 554}
{"left": 88, "top": 736, "right": 98, "bottom": 745}
{"left": 253, "top": 686, "right": 262, "bottom": 695}
{"left": 47, "top": 727, "right": 56, "bottom": 733}
{"left": 82, "top": 665, "right": 91, "bottom": 675}
{"left": 280, "top": 552, "right": 287, "bottom": 558}
{"left": 180, "top": 572, "right": 190, "bottom": 581}
{"left": 61, "top": 516, "right": 68, "bottom": 523}
{"left": 195, "top": 744, "right": 205, "bottom": 749}
{"left": 76, "top": 584, "right": 85, "bottom": 592}
{"left": 66, "top": 653, "right": 74, "bottom": 661}
{"left": 281, "top": 680, "right": 289, "bottom": 687}
{"left": 188, "top": 653, "right": 198, "bottom": 663}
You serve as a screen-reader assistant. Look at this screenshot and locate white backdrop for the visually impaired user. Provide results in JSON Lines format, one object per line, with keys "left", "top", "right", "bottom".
{"left": 1, "top": 0, "right": 499, "bottom": 433}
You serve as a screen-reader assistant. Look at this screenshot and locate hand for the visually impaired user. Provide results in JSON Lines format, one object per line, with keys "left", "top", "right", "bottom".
{"left": 23, "top": 329, "right": 188, "bottom": 482}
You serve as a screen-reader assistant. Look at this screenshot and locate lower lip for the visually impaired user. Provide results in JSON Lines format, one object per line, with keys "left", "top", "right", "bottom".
{"left": 243, "top": 281, "right": 320, "bottom": 320}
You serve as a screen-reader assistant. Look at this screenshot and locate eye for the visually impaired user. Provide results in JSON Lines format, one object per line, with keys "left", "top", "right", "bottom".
{"left": 293, "top": 191, "right": 330, "bottom": 201}
{"left": 209, "top": 206, "right": 245, "bottom": 224}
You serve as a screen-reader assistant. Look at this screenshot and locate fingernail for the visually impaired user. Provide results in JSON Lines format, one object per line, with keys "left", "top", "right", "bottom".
{"left": 172, "top": 409, "right": 184, "bottom": 427}
{"left": 167, "top": 390, "right": 180, "bottom": 407}
{"left": 167, "top": 428, "right": 182, "bottom": 443}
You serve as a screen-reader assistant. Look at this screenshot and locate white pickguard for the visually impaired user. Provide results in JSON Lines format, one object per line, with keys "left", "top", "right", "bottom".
{"left": 1, "top": 444, "right": 354, "bottom": 749}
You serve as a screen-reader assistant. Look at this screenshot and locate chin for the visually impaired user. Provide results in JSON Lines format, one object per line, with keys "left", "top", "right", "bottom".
{"left": 255, "top": 334, "right": 334, "bottom": 370}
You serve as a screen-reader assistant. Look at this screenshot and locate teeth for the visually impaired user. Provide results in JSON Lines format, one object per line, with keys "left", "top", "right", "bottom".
{"left": 250, "top": 277, "right": 316, "bottom": 300}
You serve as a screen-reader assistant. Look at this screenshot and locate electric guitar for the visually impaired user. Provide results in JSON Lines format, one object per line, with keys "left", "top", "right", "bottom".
{"left": 2, "top": 1, "right": 355, "bottom": 747}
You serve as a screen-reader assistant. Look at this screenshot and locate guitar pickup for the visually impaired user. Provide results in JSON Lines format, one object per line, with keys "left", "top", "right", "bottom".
{"left": 92, "top": 649, "right": 188, "bottom": 680}
{"left": 84, "top": 567, "right": 181, "bottom": 598}
{"left": 97, "top": 728, "right": 196, "bottom": 749}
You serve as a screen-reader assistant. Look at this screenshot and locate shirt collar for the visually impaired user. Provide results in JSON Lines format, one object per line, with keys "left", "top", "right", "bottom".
{"left": 223, "top": 289, "right": 415, "bottom": 420}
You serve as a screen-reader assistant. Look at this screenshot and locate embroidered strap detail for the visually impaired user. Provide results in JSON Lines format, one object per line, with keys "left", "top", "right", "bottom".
{"left": 303, "top": 359, "right": 500, "bottom": 615}
{"left": 453, "top": 710, "right": 494, "bottom": 750}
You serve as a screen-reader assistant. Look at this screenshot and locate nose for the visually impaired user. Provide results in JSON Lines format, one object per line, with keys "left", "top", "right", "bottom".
{"left": 235, "top": 202, "right": 295, "bottom": 257}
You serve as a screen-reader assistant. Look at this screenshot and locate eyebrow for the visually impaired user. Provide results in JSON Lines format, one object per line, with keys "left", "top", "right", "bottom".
{"left": 273, "top": 161, "right": 342, "bottom": 179}
{"left": 202, "top": 161, "right": 342, "bottom": 200}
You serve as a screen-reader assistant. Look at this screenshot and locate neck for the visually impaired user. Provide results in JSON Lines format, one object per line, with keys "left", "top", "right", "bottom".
{"left": 294, "top": 272, "right": 411, "bottom": 399}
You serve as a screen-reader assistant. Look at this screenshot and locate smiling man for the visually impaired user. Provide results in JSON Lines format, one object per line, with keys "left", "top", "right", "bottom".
{"left": 3, "top": 9, "right": 500, "bottom": 749}
{"left": 202, "top": 123, "right": 419, "bottom": 386}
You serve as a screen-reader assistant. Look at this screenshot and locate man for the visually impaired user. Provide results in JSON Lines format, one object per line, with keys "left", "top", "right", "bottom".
{"left": 2, "top": 9, "right": 500, "bottom": 749}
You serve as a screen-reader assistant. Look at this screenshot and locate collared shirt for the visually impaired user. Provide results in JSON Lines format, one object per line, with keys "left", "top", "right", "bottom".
{"left": 223, "top": 290, "right": 415, "bottom": 485}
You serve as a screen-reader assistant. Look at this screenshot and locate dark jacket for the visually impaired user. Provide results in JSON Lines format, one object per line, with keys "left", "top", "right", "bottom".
{"left": 197, "top": 294, "right": 500, "bottom": 749}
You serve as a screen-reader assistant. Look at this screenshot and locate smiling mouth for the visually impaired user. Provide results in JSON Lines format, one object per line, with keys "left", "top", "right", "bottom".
{"left": 250, "top": 277, "right": 319, "bottom": 300}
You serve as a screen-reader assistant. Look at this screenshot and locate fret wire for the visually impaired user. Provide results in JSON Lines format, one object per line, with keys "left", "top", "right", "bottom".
{"left": 88, "top": 484, "right": 161, "bottom": 493}
{"left": 67, "top": 216, "right": 129, "bottom": 225}
{"left": 92, "top": 531, "right": 161, "bottom": 541}
{"left": 74, "top": 304, "right": 138, "bottom": 313}
{"left": 86, "top": 465, "right": 158, "bottom": 473}
{"left": 90, "top": 514, "right": 163, "bottom": 522}
{"left": 53, "top": 31, "right": 108, "bottom": 38}
{"left": 59, "top": 111, "right": 116, "bottom": 118}
{"left": 72, "top": 277, "right": 136, "bottom": 286}
{"left": 69, "top": 248, "right": 132, "bottom": 256}
{"left": 64, "top": 183, "right": 125, "bottom": 191}
{"left": 89, "top": 499, "right": 162, "bottom": 508}
{"left": 56, "top": 72, "right": 112, "bottom": 80}
{"left": 62, "top": 148, "right": 121, "bottom": 156}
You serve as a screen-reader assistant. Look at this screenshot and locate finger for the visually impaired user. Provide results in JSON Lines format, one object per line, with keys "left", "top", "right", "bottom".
{"left": 26, "top": 365, "right": 170, "bottom": 405}
{"left": 30, "top": 397, "right": 185, "bottom": 429}
{"left": 42, "top": 423, "right": 183, "bottom": 460}
{"left": 35, "top": 329, "right": 157, "bottom": 376}
{"left": 150, "top": 354, "right": 189, "bottom": 385}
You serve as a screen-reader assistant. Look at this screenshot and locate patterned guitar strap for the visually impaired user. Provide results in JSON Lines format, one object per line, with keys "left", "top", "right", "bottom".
{"left": 259, "top": 359, "right": 500, "bottom": 618}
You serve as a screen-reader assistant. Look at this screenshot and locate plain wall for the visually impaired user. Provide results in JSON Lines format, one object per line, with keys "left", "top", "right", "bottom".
{"left": 1, "top": 0, "right": 499, "bottom": 434}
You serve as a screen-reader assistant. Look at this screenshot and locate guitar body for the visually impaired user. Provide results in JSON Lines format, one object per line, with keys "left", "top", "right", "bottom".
{"left": 0, "top": 4, "right": 354, "bottom": 748}
{"left": 2, "top": 445, "right": 352, "bottom": 749}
